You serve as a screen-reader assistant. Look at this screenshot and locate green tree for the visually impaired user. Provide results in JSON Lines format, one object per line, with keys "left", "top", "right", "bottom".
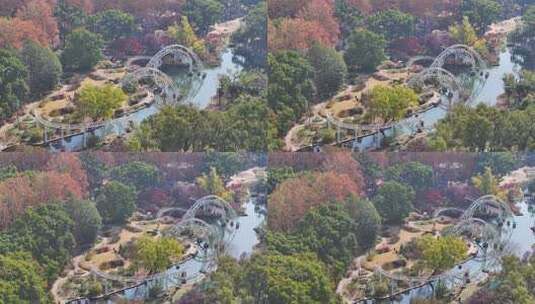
{"left": 461, "top": 0, "right": 502, "bottom": 34}
{"left": 55, "top": 0, "right": 88, "bottom": 42}
{"left": 0, "top": 252, "right": 51, "bottom": 304}
{"left": 79, "top": 152, "right": 108, "bottom": 194}
{"left": 0, "top": 165, "right": 17, "bottom": 181}
{"left": 344, "top": 29, "right": 386, "bottom": 72}
{"left": 267, "top": 167, "right": 296, "bottom": 194}
{"left": 110, "top": 161, "right": 160, "bottom": 192}
{"left": 267, "top": 51, "right": 315, "bottom": 133}
{"left": 64, "top": 199, "right": 102, "bottom": 246}
{"left": 20, "top": 41, "right": 62, "bottom": 98}
{"left": 418, "top": 235, "right": 468, "bottom": 272}
{"left": 204, "top": 152, "right": 246, "bottom": 178}
{"left": 295, "top": 204, "right": 360, "bottom": 279}
{"left": 75, "top": 84, "right": 126, "bottom": 120}
{"left": 308, "top": 43, "right": 347, "bottom": 100}
{"left": 492, "top": 255, "right": 535, "bottom": 304}
{"left": 368, "top": 85, "right": 418, "bottom": 123}
{"left": 133, "top": 236, "right": 184, "bottom": 273}
{"left": 373, "top": 181, "right": 414, "bottom": 224}
{"left": 183, "top": 0, "right": 224, "bottom": 35}
{"left": 344, "top": 196, "right": 381, "bottom": 251}
{"left": 96, "top": 181, "right": 136, "bottom": 224}
{"left": 385, "top": 162, "right": 433, "bottom": 192}
{"left": 61, "top": 28, "right": 103, "bottom": 72}
{"left": 367, "top": 9, "right": 415, "bottom": 42}
{"left": 463, "top": 114, "right": 493, "bottom": 151}
{"left": 0, "top": 204, "right": 75, "bottom": 282}
{"left": 0, "top": 48, "right": 28, "bottom": 122}
{"left": 89, "top": 9, "right": 135, "bottom": 41}
{"left": 449, "top": 16, "right": 488, "bottom": 55}
{"left": 476, "top": 153, "right": 518, "bottom": 177}
{"left": 232, "top": 2, "right": 267, "bottom": 68}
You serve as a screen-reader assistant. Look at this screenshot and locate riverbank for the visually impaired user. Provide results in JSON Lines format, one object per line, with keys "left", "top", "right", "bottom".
{"left": 284, "top": 16, "right": 524, "bottom": 152}
{"left": 53, "top": 166, "right": 266, "bottom": 304}
{"left": 337, "top": 166, "right": 535, "bottom": 304}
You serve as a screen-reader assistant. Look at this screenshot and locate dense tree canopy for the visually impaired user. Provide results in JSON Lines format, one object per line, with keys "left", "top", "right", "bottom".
{"left": 385, "top": 161, "right": 434, "bottom": 192}
{"left": 344, "top": 29, "right": 386, "bottom": 72}
{"left": 418, "top": 235, "right": 468, "bottom": 272}
{"left": 61, "top": 28, "right": 102, "bottom": 72}
{"left": 0, "top": 204, "right": 75, "bottom": 282}
{"left": 0, "top": 171, "right": 85, "bottom": 230}
{"left": 130, "top": 96, "right": 273, "bottom": 152}
{"left": 461, "top": 0, "right": 502, "bottom": 33}
{"left": 88, "top": 9, "right": 135, "bottom": 41}
{"left": 133, "top": 236, "right": 184, "bottom": 273}
{"left": 0, "top": 252, "right": 51, "bottom": 304}
{"left": 368, "top": 85, "right": 418, "bottom": 122}
{"left": 0, "top": 48, "right": 28, "bottom": 122}
{"left": 308, "top": 43, "right": 347, "bottom": 100}
{"left": 249, "top": 253, "right": 339, "bottom": 304}
{"left": 64, "top": 198, "right": 101, "bottom": 246}
{"left": 431, "top": 104, "right": 535, "bottom": 151}
{"left": 75, "top": 84, "right": 126, "bottom": 120}
{"left": 267, "top": 51, "right": 315, "bottom": 134}
{"left": 372, "top": 181, "right": 414, "bottom": 224}
{"left": 20, "top": 40, "right": 62, "bottom": 98}
{"left": 268, "top": 171, "right": 363, "bottom": 232}
{"left": 96, "top": 181, "right": 136, "bottom": 224}
{"left": 367, "top": 9, "right": 415, "bottom": 42}
{"left": 232, "top": 2, "right": 267, "bottom": 68}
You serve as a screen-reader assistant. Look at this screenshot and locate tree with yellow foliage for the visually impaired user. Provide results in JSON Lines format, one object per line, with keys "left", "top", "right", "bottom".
{"left": 418, "top": 235, "right": 468, "bottom": 273}
{"left": 449, "top": 16, "right": 488, "bottom": 56}
{"left": 167, "top": 17, "right": 206, "bottom": 56}
{"left": 196, "top": 167, "right": 233, "bottom": 202}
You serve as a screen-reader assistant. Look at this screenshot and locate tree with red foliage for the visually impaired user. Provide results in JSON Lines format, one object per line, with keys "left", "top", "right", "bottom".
{"left": 45, "top": 153, "right": 89, "bottom": 196}
{"left": 16, "top": 0, "right": 59, "bottom": 47}
{"left": 0, "top": 171, "right": 85, "bottom": 229}
{"left": 423, "top": 189, "right": 444, "bottom": 208}
{"left": 66, "top": 0, "right": 94, "bottom": 13}
{"left": 110, "top": 37, "right": 143, "bottom": 59}
{"left": 268, "top": 171, "right": 363, "bottom": 232}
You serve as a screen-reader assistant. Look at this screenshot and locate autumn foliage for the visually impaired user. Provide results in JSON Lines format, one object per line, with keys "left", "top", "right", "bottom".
{"left": 45, "top": 153, "right": 90, "bottom": 195}
{"left": 268, "top": 171, "right": 363, "bottom": 232}
{"left": 0, "top": 0, "right": 58, "bottom": 49}
{"left": 268, "top": 0, "right": 340, "bottom": 51}
{"left": 0, "top": 171, "right": 85, "bottom": 229}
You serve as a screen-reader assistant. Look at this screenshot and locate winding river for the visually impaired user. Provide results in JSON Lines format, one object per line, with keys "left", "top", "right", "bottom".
{"left": 48, "top": 48, "right": 244, "bottom": 152}
{"left": 85, "top": 182, "right": 264, "bottom": 303}
{"left": 346, "top": 46, "right": 521, "bottom": 152}
{"left": 356, "top": 197, "right": 534, "bottom": 304}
